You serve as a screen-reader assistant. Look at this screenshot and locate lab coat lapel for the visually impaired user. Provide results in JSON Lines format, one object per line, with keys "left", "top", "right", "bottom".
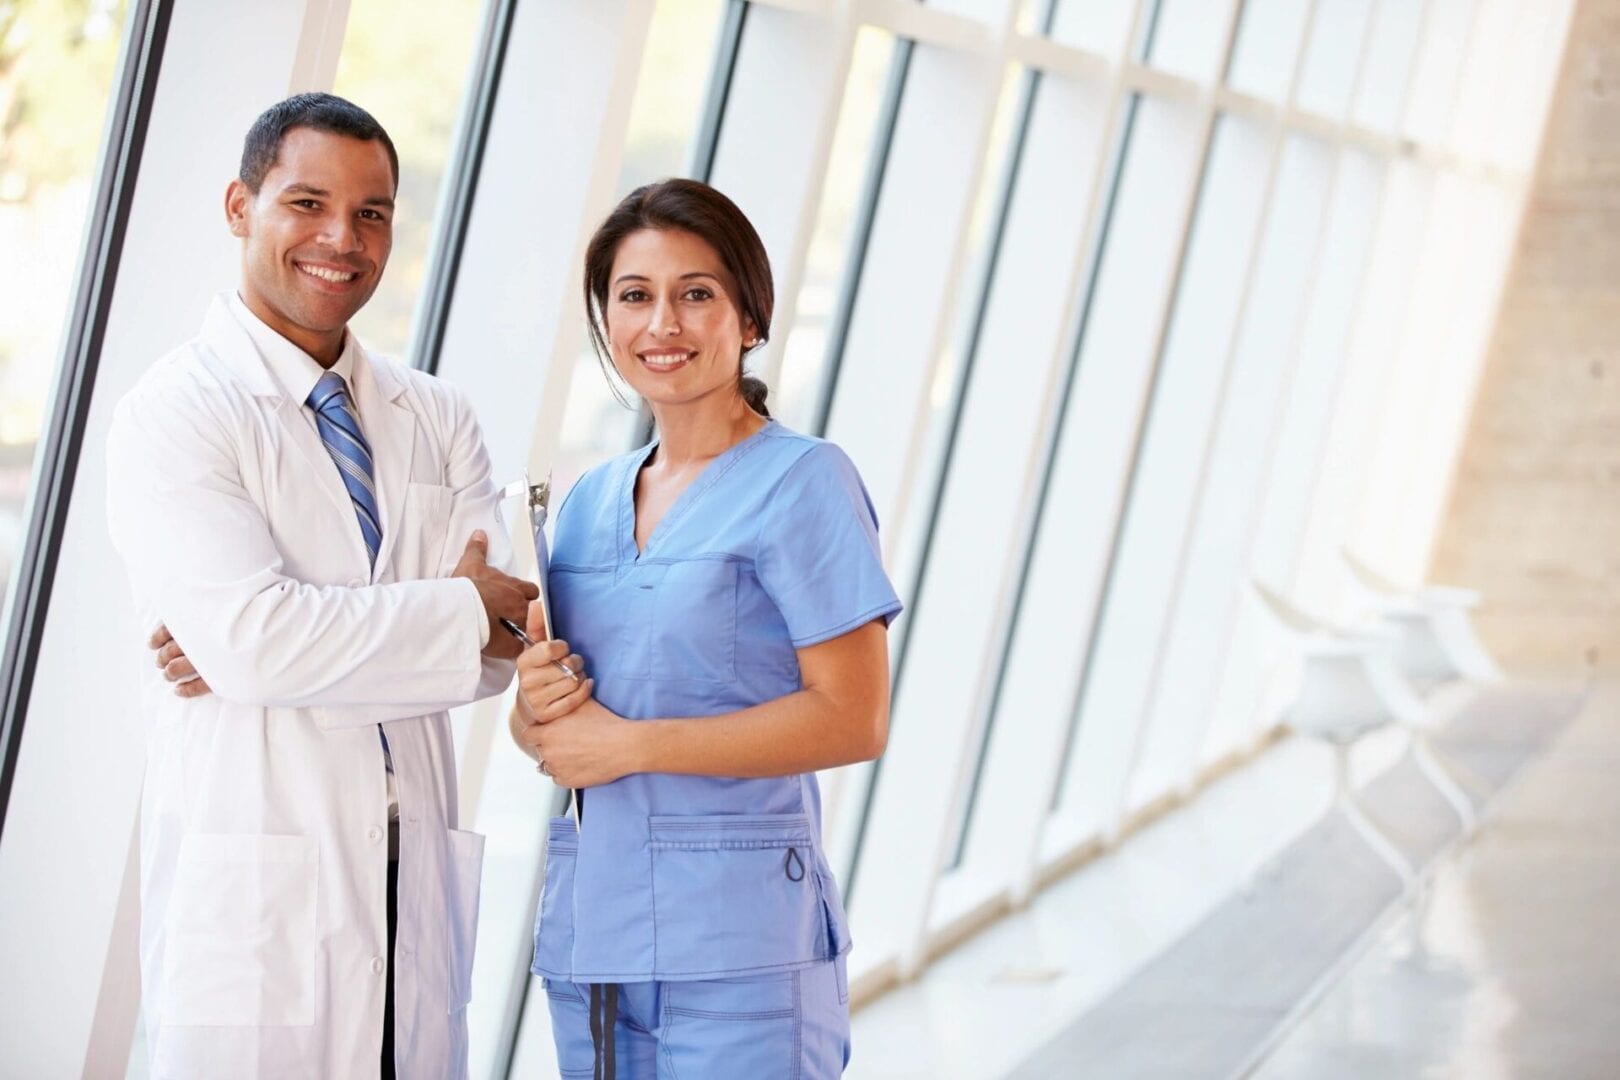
{"left": 196, "top": 295, "right": 368, "bottom": 560}
{"left": 355, "top": 350, "right": 418, "bottom": 580}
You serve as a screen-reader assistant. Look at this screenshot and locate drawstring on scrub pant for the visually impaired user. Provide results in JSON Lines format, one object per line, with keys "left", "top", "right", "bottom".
{"left": 589, "top": 983, "right": 619, "bottom": 1080}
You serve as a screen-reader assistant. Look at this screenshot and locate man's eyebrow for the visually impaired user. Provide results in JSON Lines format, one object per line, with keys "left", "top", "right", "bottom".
{"left": 280, "top": 183, "right": 394, "bottom": 209}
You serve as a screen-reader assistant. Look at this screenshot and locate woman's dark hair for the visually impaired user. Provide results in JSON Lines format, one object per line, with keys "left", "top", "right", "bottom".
{"left": 240, "top": 92, "right": 399, "bottom": 194}
{"left": 584, "top": 179, "right": 774, "bottom": 416}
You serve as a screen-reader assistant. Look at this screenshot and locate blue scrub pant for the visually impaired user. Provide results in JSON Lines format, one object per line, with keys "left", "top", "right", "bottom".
{"left": 544, "top": 958, "right": 850, "bottom": 1079}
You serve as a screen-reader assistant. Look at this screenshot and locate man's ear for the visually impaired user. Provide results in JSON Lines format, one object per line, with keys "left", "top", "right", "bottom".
{"left": 224, "top": 179, "right": 251, "bottom": 238}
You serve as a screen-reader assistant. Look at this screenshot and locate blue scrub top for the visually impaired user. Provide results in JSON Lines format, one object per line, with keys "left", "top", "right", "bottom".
{"left": 531, "top": 420, "right": 902, "bottom": 983}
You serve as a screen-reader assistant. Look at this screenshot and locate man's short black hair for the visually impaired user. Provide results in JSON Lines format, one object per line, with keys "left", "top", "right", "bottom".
{"left": 238, "top": 92, "right": 399, "bottom": 193}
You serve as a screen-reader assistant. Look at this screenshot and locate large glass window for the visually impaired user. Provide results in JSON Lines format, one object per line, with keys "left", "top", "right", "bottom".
{"left": 1034, "top": 92, "right": 1207, "bottom": 842}
{"left": 550, "top": 0, "right": 731, "bottom": 495}
{"left": 330, "top": 0, "right": 489, "bottom": 360}
{"left": 0, "top": 0, "right": 128, "bottom": 657}
{"left": 1061, "top": 112, "right": 1274, "bottom": 831}
{"left": 772, "top": 26, "right": 898, "bottom": 436}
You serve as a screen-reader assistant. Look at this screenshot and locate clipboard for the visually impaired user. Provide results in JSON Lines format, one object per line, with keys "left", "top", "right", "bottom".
{"left": 497, "top": 470, "right": 556, "bottom": 643}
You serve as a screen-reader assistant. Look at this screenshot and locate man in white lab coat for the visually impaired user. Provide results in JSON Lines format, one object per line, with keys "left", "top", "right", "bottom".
{"left": 105, "top": 94, "right": 537, "bottom": 1079}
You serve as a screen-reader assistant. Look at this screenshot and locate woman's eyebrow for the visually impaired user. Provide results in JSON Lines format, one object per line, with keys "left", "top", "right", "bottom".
{"left": 612, "top": 271, "right": 724, "bottom": 285}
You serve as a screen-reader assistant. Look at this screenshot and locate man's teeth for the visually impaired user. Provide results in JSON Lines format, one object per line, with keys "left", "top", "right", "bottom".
{"left": 299, "top": 264, "right": 358, "bottom": 283}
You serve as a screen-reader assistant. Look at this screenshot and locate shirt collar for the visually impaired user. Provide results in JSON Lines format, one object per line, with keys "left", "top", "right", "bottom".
{"left": 226, "top": 290, "right": 359, "bottom": 409}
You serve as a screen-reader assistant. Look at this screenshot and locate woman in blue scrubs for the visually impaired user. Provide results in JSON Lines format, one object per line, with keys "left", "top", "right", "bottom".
{"left": 510, "top": 178, "right": 901, "bottom": 1079}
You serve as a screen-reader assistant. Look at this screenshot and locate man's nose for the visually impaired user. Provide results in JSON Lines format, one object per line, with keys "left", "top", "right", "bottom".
{"left": 319, "top": 213, "right": 362, "bottom": 254}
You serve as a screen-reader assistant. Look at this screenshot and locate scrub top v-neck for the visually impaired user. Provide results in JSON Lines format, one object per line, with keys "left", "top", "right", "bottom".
{"left": 531, "top": 420, "right": 902, "bottom": 984}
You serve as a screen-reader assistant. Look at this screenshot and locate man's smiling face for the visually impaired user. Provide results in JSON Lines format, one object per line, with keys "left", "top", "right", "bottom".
{"left": 225, "top": 125, "right": 395, "bottom": 364}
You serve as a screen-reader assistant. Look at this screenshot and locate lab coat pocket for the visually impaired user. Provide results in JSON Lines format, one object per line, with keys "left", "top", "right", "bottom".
{"left": 649, "top": 814, "right": 825, "bottom": 975}
{"left": 162, "top": 832, "right": 317, "bottom": 1027}
{"left": 395, "top": 482, "right": 454, "bottom": 578}
{"left": 650, "top": 559, "right": 737, "bottom": 682}
{"left": 533, "top": 816, "right": 578, "bottom": 975}
{"left": 445, "top": 827, "right": 485, "bottom": 1012}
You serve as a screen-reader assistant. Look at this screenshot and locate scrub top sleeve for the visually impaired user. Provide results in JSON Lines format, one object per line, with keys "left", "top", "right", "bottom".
{"left": 754, "top": 442, "right": 903, "bottom": 648}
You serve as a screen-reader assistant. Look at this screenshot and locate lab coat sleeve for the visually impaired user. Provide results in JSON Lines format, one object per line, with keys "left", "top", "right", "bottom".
{"left": 105, "top": 380, "right": 490, "bottom": 721}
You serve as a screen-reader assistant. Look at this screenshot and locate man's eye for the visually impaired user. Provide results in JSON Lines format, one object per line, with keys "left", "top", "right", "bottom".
{"left": 292, "top": 199, "right": 318, "bottom": 209}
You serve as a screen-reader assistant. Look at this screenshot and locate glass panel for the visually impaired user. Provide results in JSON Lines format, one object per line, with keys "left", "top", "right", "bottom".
{"left": 1294, "top": 0, "right": 1374, "bottom": 119}
{"left": 1139, "top": 133, "right": 1336, "bottom": 783}
{"left": 1146, "top": 0, "right": 1241, "bottom": 83}
{"left": 1349, "top": 0, "right": 1429, "bottom": 133}
{"left": 614, "top": 0, "right": 728, "bottom": 193}
{"left": 1401, "top": 0, "right": 1478, "bottom": 147}
{"left": 330, "top": 0, "right": 488, "bottom": 360}
{"left": 551, "top": 0, "right": 731, "bottom": 496}
{"left": 1005, "top": 91, "right": 1206, "bottom": 841}
{"left": 930, "top": 67, "right": 1115, "bottom": 878}
{"left": 0, "top": 0, "right": 129, "bottom": 652}
{"left": 771, "top": 26, "right": 896, "bottom": 436}
{"left": 1048, "top": 0, "right": 1136, "bottom": 56}
{"left": 1061, "top": 112, "right": 1274, "bottom": 829}
{"left": 1226, "top": 0, "right": 1315, "bottom": 102}
{"left": 1293, "top": 159, "right": 1433, "bottom": 619}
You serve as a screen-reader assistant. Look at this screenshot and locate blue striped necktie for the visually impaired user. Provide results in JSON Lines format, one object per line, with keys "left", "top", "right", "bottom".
{"left": 307, "top": 371, "right": 382, "bottom": 568}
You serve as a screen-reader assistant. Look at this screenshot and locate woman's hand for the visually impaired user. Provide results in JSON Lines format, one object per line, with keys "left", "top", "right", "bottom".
{"left": 515, "top": 636, "right": 594, "bottom": 723}
{"left": 516, "top": 696, "right": 639, "bottom": 789}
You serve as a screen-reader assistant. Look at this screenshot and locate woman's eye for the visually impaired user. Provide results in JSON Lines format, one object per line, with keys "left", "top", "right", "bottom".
{"left": 683, "top": 287, "right": 713, "bottom": 302}
{"left": 619, "top": 289, "right": 649, "bottom": 303}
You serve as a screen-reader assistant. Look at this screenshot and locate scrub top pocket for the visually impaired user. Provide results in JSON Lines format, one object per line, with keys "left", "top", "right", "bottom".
{"left": 533, "top": 817, "right": 579, "bottom": 976}
{"left": 649, "top": 814, "right": 828, "bottom": 976}
{"left": 649, "top": 559, "right": 738, "bottom": 683}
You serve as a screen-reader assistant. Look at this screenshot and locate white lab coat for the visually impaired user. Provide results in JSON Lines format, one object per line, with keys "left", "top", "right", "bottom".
{"left": 105, "top": 293, "right": 514, "bottom": 1079}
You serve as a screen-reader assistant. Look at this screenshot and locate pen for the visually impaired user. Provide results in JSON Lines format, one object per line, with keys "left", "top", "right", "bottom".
{"left": 500, "top": 617, "right": 580, "bottom": 683}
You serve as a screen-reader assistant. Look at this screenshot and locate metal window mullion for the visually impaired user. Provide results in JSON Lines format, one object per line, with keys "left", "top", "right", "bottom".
{"left": 411, "top": 0, "right": 521, "bottom": 375}
{"left": 0, "top": 0, "right": 175, "bottom": 837}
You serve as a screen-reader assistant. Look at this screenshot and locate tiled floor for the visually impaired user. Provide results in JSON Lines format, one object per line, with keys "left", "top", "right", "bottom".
{"left": 850, "top": 680, "right": 1595, "bottom": 1079}
{"left": 1252, "top": 681, "right": 1620, "bottom": 1079}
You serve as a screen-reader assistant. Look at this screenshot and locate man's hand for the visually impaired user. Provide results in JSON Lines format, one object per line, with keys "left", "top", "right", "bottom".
{"left": 453, "top": 530, "right": 541, "bottom": 660}
{"left": 148, "top": 624, "right": 211, "bottom": 699}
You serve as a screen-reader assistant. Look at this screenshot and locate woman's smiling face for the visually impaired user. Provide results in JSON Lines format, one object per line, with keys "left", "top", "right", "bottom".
{"left": 605, "top": 227, "right": 758, "bottom": 410}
